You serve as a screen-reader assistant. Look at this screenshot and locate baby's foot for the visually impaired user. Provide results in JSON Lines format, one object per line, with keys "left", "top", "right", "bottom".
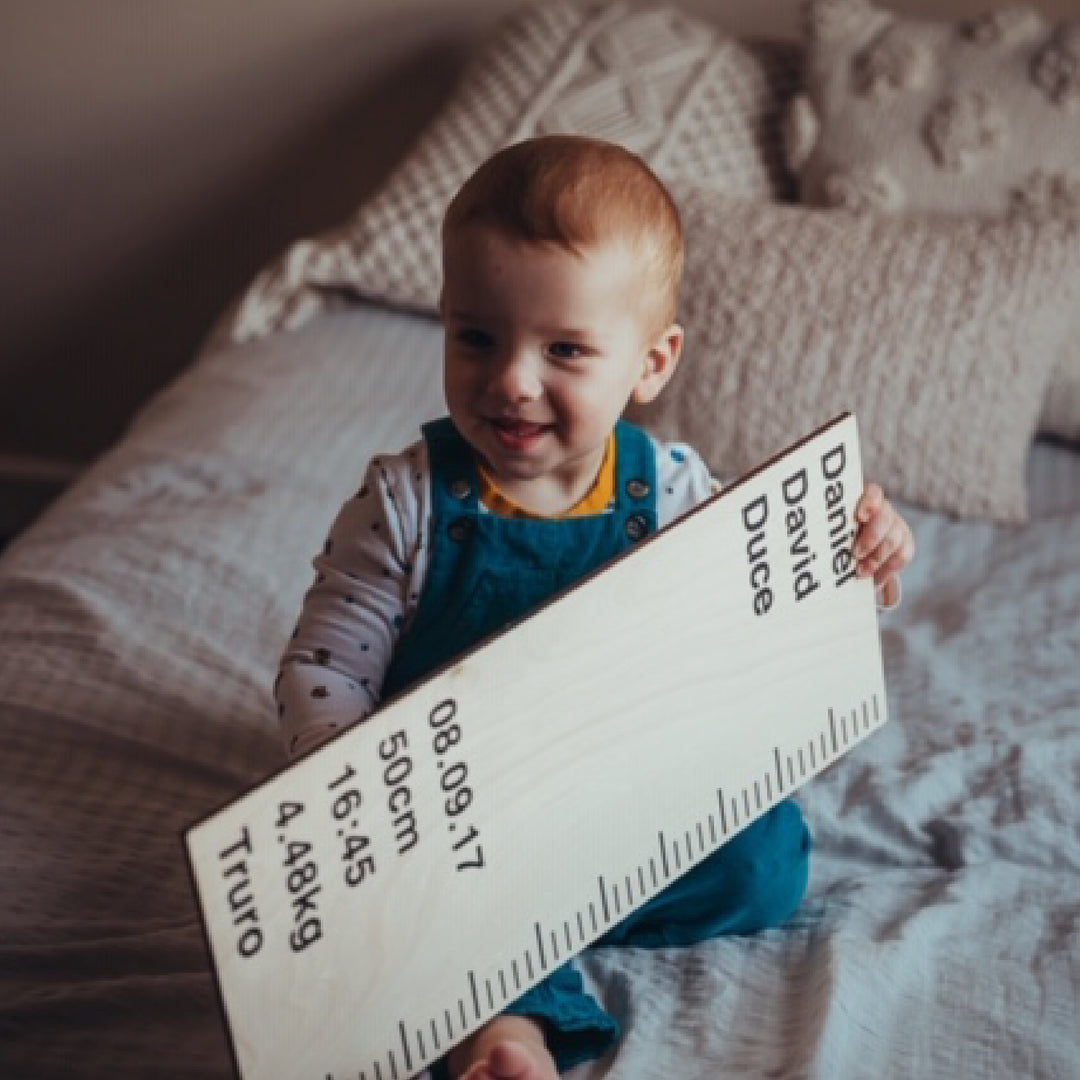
{"left": 459, "top": 1040, "right": 558, "bottom": 1080}
{"left": 447, "top": 1015, "right": 558, "bottom": 1080}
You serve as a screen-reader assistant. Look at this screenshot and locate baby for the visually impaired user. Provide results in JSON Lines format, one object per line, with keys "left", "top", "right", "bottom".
{"left": 276, "top": 134, "right": 915, "bottom": 1080}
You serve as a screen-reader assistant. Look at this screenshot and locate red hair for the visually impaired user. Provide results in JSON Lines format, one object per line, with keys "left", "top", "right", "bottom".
{"left": 442, "top": 135, "right": 683, "bottom": 334}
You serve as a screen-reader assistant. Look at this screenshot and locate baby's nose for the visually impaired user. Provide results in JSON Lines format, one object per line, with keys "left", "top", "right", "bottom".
{"left": 494, "top": 349, "right": 543, "bottom": 401}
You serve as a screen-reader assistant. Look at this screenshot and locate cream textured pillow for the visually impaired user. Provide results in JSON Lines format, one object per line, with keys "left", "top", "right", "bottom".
{"left": 627, "top": 186, "right": 1080, "bottom": 522}
{"left": 784, "top": 0, "right": 1080, "bottom": 441}
{"left": 217, "top": 0, "right": 799, "bottom": 345}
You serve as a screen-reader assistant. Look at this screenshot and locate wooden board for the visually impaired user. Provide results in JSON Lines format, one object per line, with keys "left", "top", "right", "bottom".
{"left": 184, "top": 412, "right": 887, "bottom": 1080}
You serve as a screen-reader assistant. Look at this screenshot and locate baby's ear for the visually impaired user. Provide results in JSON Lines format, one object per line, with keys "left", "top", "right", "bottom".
{"left": 632, "top": 323, "right": 683, "bottom": 405}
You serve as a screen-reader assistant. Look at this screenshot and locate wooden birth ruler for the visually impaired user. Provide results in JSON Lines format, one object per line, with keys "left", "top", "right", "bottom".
{"left": 185, "top": 412, "right": 888, "bottom": 1080}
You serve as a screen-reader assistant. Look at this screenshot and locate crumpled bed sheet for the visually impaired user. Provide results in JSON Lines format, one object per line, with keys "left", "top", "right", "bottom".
{"left": 1, "top": 306, "right": 1077, "bottom": 1079}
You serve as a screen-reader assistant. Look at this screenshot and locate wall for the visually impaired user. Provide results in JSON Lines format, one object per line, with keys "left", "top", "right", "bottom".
{"left": 1, "top": 0, "right": 508, "bottom": 477}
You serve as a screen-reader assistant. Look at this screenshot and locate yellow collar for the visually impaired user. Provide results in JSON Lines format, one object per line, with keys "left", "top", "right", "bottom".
{"left": 476, "top": 434, "right": 616, "bottom": 519}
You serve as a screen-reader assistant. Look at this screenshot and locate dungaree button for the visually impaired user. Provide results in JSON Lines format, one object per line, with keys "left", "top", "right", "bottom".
{"left": 625, "top": 513, "right": 650, "bottom": 541}
{"left": 625, "top": 478, "right": 650, "bottom": 499}
{"left": 450, "top": 479, "right": 472, "bottom": 501}
{"left": 448, "top": 518, "right": 473, "bottom": 543}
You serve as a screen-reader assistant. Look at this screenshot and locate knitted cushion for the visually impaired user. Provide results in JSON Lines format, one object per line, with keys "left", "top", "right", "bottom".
{"left": 626, "top": 187, "right": 1080, "bottom": 522}
{"left": 784, "top": 0, "right": 1080, "bottom": 441}
{"left": 218, "top": 0, "right": 799, "bottom": 345}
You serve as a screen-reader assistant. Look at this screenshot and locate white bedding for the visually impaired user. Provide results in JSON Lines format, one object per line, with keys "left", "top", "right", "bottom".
{"left": 1, "top": 305, "right": 1078, "bottom": 1078}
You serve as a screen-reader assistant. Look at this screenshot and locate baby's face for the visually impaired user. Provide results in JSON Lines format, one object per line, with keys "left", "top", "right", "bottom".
{"left": 441, "top": 224, "right": 677, "bottom": 509}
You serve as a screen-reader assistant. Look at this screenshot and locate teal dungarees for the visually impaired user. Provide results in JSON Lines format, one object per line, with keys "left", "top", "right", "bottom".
{"left": 383, "top": 418, "right": 811, "bottom": 1078}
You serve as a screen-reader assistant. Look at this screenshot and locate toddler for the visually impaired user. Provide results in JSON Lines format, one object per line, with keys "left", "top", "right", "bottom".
{"left": 275, "top": 135, "right": 914, "bottom": 1080}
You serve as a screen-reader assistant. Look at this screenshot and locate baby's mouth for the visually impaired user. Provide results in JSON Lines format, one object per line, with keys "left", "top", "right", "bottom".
{"left": 489, "top": 417, "right": 551, "bottom": 449}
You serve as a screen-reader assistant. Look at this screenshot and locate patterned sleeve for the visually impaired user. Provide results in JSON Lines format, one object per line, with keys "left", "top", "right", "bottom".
{"left": 653, "top": 437, "right": 721, "bottom": 527}
{"left": 275, "top": 442, "right": 429, "bottom": 758}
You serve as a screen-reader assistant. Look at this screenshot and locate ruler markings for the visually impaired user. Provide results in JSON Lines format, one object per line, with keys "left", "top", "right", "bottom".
{"left": 788, "top": 755, "right": 795, "bottom": 787}
{"left": 432, "top": 1019, "right": 441, "bottom": 1052}
{"left": 672, "top": 840, "right": 682, "bottom": 873}
{"left": 829, "top": 710, "right": 838, "bottom": 754}
{"left": 731, "top": 795, "right": 740, "bottom": 829}
{"left": 650, "top": 857, "right": 658, "bottom": 888}
{"left": 417, "top": 1028, "right": 426, "bottom": 1061}
{"left": 469, "top": 972, "right": 480, "bottom": 1019}
{"left": 459, "top": 712, "right": 881, "bottom": 1027}
{"left": 874, "top": 693, "right": 880, "bottom": 723}
{"left": 525, "top": 951, "right": 534, "bottom": 982}
{"left": 445, "top": 720, "right": 888, "bottom": 1043}
{"left": 534, "top": 924, "right": 547, "bottom": 971}
{"left": 388, "top": 1050, "right": 397, "bottom": 1080}
{"left": 389, "top": 740, "right": 941, "bottom": 1063}
{"left": 550, "top": 929, "right": 559, "bottom": 962}
{"left": 589, "top": 902, "right": 597, "bottom": 934}
{"left": 374, "top": 1061, "right": 382, "bottom": 1080}
{"left": 411, "top": 717, "right": 892, "bottom": 1074}
{"left": 459, "top": 999, "right": 467, "bottom": 1030}
{"left": 599, "top": 877, "right": 610, "bottom": 924}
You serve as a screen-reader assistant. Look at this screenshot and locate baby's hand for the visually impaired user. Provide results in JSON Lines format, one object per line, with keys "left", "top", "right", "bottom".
{"left": 854, "top": 482, "right": 915, "bottom": 608}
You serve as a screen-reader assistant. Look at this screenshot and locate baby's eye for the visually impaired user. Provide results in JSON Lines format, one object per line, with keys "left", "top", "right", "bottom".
{"left": 547, "top": 342, "right": 586, "bottom": 361}
{"left": 456, "top": 328, "right": 494, "bottom": 350}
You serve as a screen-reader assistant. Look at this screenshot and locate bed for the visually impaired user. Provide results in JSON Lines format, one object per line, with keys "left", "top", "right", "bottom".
{"left": 2, "top": 1, "right": 1079, "bottom": 1077}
